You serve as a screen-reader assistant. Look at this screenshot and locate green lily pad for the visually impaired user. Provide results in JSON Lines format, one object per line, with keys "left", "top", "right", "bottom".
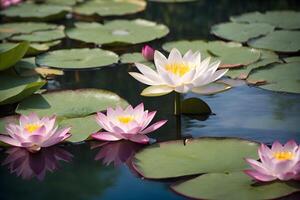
{"left": 14, "top": 57, "right": 38, "bottom": 77}
{"left": 47, "top": 0, "right": 79, "bottom": 6}
{"left": 171, "top": 172, "right": 300, "bottom": 200}
{"left": 36, "top": 48, "right": 119, "bottom": 69}
{"left": 248, "top": 30, "right": 300, "bottom": 53}
{"left": 60, "top": 115, "right": 100, "bottom": 143}
{"left": 0, "top": 22, "right": 58, "bottom": 40}
{"left": 211, "top": 22, "right": 274, "bottom": 43}
{"left": 132, "top": 138, "right": 259, "bottom": 179}
{"left": 10, "top": 29, "right": 65, "bottom": 43}
{"left": 74, "top": 0, "right": 146, "bottom": 17}
{"left": 120, "top": 52, "right": 155, "bottom": 69}
{"left": 26, "top": 40, "right": 62, "bottom": 56}
{"left": 66, "top": 19, "right": 169, "bottom": 45}
{"left": 230, "top": 11, "right": 300, "bottom": 30}
{"left": 284, "top": 56, "right": 300, "bottom": 63}
{"left": 0, "top": 74, "right": 46, "bottom": 105}
{"left": 162, "top": 40, "right": 260, "bottom": 67}
{"left": 0, "top": 3, "right": 71, "bottom": 21}
{"left": 181, "top": 98, "right": 212, "bottom": 115}
{"left": 191, "top": 82, "right": 231, "bottom": 95}
{"left": 16, "top": 89, "right": 129, "bottom": 118}
{"left": 0, "top": 42, "right": 29, "bottom": 71}
{"left": 247, "top": 62, "right": 300, "bottom": 94}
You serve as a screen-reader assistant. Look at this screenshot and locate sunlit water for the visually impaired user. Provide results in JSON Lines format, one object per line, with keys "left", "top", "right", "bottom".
{"left": 1, "top": 0, "right": 300, "bottom": 199}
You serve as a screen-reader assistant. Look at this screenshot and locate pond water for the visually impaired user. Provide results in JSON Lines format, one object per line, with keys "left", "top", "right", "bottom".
{"left": 1, "top": 0, "right": 300, "bottom": 200}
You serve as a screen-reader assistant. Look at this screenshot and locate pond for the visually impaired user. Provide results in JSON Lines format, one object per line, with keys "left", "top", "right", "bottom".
{"left": 0, "top": 0, "right": 300, "bottom": 200}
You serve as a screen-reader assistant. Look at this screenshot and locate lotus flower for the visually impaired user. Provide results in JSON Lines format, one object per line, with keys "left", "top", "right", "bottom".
{"left": 0, "top": 0, "right": 22, "bottom": 9}
{"left": 245, "top": 140, "right": 300, "bottom": 182}
{"left": 2, "top": 146, "right": 73, "bottom": 180}
{"left": 91, "top": 103, "right": 167, "bottom": 144}
{"left": 0, "top": 113, "right": 71, "bottom": 152}
{"left": 142, "top": 45, "right": 155, "bottom": 61}
{"left": 129, "top": 48, "right": 228, "bottom": 96}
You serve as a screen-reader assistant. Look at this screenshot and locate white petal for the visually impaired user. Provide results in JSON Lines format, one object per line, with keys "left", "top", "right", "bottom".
{"left": 129, "top": 72, "right": 161, "bottom": 85}
{"left": 141, "top": 85, "right": 173, "bottom": 97}
{"left": 154, "top": 50, "right": 168, "bottom": 74}
{"left": 168, "top": 48, "right": 182, "bottom": 63}
{"left": 135, "top": 63, "right": 161, "bottom": 82}
{"left": 174, "top": 84, "right": 193, "bottom": 93}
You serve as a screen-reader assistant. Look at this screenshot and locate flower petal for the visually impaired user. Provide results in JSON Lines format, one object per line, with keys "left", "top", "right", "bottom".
{"left": 129, "top": 134, "right": 150, "bottom": 144}
{"left": 0, "top": 135, "right": 21, "bottom": 146}
{"left": 140, "top": 120, "right": 167, "bottom": 134}
{"left": 244, "top": 169, "right": 276, "bottom": 182}
{"left": 168, "top": 48, "right": 182, "bottom": 63}
{"left": 129, "top": 72, "right": 160, "bottom": 85}
{"left": 92, "top": 132, "right": 123, "bottom": 141}
{"left": 141, "top": 85, "right": 173, "bottom": 97}
{"left": 135, "top": 63, "right": 161, "bottom": 82}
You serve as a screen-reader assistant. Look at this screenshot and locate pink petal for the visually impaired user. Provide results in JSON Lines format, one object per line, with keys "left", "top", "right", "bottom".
{"left": 129, "top": 134, "right": 150, "bottom": 144}
{"left": 0, "top": 135, "right": 21, "bottom": 147}
{"left": 258, "top": 143, "right": 273, "bottom": 159}
{"left": 278, "top": 172, "right": 298, "bottom": 181}
{"left": 28, "top": 135, "right": 45, "bottom": 144}
{"left": 141, "top": 111, "right": 156, "bottom": 129}
{"left": 244, "top": 169, "right": 276, "bottom": 182}
{"left": 245, "top": 158, "right": 269, "bottom": 174}
{"left": 92, "top": 132, "right": 123, "bottom": 141}
{"left": 283, "top": 140, "right": 298, "bottom": 153}
{"left": 140, "top": 120, "right": 167, "bottom": 134}
{"left": 271, "top": 141, "right": 283, "bottom": 152}
{"left": 95, "top": 112, "right": 114, "bottom": 132}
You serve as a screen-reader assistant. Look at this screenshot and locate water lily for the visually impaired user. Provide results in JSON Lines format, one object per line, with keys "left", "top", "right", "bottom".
{"left": 2, "top": 146, "right": 73, "bottom": 180}
{"left": 129, "top": 48, "right": 228, "bottom": 96}
{"left": 91, "top": 103, "right": 167, "bottom": 144}
{"left": 244, "top": 140, "right": 300, "bottom": 182}
{"left": 142, "top": 45, "right": 155, "bottom": 61}
{"left": 0, "top": 0, "right": 22, "bottom": 9}
{"left": 0, "top": 113, "right": 71, "bottom": 152}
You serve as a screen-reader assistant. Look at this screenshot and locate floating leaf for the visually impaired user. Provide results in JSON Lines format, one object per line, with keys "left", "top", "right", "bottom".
{"left": 120, "top": 52, "right": 155, "bottom": 69}
{"left": 0, "top": 3, "right": 71, "bottom": 21}
{"left": 133, "top": 138, "right": 259, "bottom": 179}
{"left": 66, "top": 19, "right": 169, "bottom": 45}
{"left": 248, "top": 30, "right": 300, "bottom": 53}
{"left": 74, "top": 0, "right": 146, "bottom": 17}
{"left": 231, "top": 11, "right": 300, "bottom": 30}
{"left": 26, "top": 40, "right": 62, "bottom": 56}
{"left": 0, "top": 74, "right": 46, "bottom": 105}
{"left": 283, "top": 56, "right": 300, "bottom": 63}
{"left": 171, "top": 172, "right": 300, "bottom": 200}
{"left": 191, "top": 82, "right": 231, "bottom": 95}
{"left": 247, "top": 62, "right": 300, "bottom": 94}
{"left": 0, "top": 22, "right": 58, "bottom": 40}
{"left": 16, "top": 89, "right": 129, "bottom": 118}
{"left": 10, "top": 29, "right": 65, "bottom": 43}
{"left": 211, "top": 22, "right": 274, "bottom": 43}
{"left": 0, "top": 42, "right": 29, "bottom": 71}
{"left": 47, "top": 0, "right": 79, "bottom": 6}
{"left": 181, "top": 98, "right": 212, "bottom": 115}
{"left": 36, "top": 48, "right": 119, "bottom": 69}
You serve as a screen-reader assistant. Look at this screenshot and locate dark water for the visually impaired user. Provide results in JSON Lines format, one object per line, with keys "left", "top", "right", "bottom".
{"left": 1, "top": 0, "right": 300, "bottom": 199}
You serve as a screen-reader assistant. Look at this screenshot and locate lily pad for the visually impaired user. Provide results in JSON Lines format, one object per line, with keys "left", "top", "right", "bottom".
{"left": 120, "top": 52, "right": 155, "bottom": 69}
{"left": 74, "top": 0, "right": 146, "bottom": 17}
{"left": 191, "top": 82, "right": 231, "bottom": 95}
{"left": 211, "top": 22, "right": 274, "bottom": 43}
{"left": 10, "top": 29, "right": 65, "bottom": 43}
{"left": 16, "top": 89, "right": 129, "bottom": 118}
{"left": 132, "top": 138, "right": 259, "bottom": 179}
{"left": 231, "top": 11, "right": 300, "bottom": 30}
{"left": 284, "top": 56, "right": 300, "bottom": 63}
{"left": 181, "top": 98, "right": 212, "bottom": 115}
{"left": 0, "top": 22, "right": 58, "bottom": 40}
{"left": 0, "top": 74, "right": 46, "bottom": 105}
{"left": 247, "top": 62, "right": 300, "bottom": 94}
{"left": 247, "top": 30, "right": 300, "bottom": 53}
{"left": 66, "top": 19, "right": 169, "bottom": 45}
{"left": 60, "top": 115, "right": 100, "bottom": 143}
{"left": 0, "top": 3, "right": 71, "bottom": 21}
{"left": 36, "top": 48, "right": 119, "bottom": 69}
{"left": 0, "top": 42, "right": 29, "bottom": 71}
{"left": 171, "top": 172, "right": 300, "bottom": 200}
{"left": 26, "top": 40, "right": 62, "bottom": 56}
{"left": 47, "top": 0, "right": 79, "bottom": 6}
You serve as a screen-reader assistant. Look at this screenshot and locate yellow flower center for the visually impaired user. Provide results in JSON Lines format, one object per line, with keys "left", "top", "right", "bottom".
{"left": 118, "top": 116, "right": 134, "bottom": 124}
{"left": 24, "top": 124, "right": 41, "bottom": 133}
{"left": 273, "top": 151, "right": 295, "bottom": 161}
{"left": 165, "top": 63, "right": 190, "bottom": 77}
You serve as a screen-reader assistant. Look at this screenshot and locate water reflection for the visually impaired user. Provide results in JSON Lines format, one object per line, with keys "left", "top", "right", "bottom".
{"left": 2, "top": 146, "right": 72, "bottom": 181}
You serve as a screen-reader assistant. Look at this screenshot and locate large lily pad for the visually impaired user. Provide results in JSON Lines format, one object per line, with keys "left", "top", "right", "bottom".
{"left": 247, "top": 30, "right": 300, "bottom": 53}
{"left": 133, "top": 138, "right": 259, "bottom": 179}
{"left": 10, "top": 29, "right": 65, "bottom": 43}
{"left": 284, "top": 56, "right": 300, "bottom": 63}
{"left": 211, "top": 22, "right": 274, "bottom": 43}
{"left": 171, "top": 172, "right": 300, "bottom": 200}
{"left": 74, "top": 0, "right": 146, "bottom": 17}
{"left": 26, "top": 40, "right": 62, "bottom": 56}
{"left": 0, "top": 74, "right": 46, "bottom": 105}
{"left": 231, "top": 11, "right": 300, "bottom": 30}
{"left": 0, "top": 42, "right": 29, "bottom": 71}
{"left": 0, "top": 22, "right": 58, "bottom": 40}
{"left": 47, "top": 0, "right": 79, "bottom": 6}
{"left": 191, "top": 82, "right": 231, "bottom": 95}
{"left": 163, "top": 40, "right": 260, "bottom": 67}
{"left": 247, "top": 62, "right": 300, "bottom": 94}
{"left": 0, "top": 3, "right": 71, "bottom": 21}
{"left": 66, "top": 19, "right": 169, "bottom": 45}
{"left": 16, "top": 89, "right": 128, "bottom": 118}
{"left": 120, "top": 52, "right": 155, "bottom": 69}
{"left": 36, "top": 48, "right": 119, "bottom": 69}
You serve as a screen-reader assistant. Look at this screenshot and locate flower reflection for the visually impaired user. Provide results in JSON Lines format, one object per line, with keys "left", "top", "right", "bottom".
{"left": 2, "top": 146, "right": 73, "bottom": 181}
{"left": 91, "top": 140, "right": 143, "bottom": 168}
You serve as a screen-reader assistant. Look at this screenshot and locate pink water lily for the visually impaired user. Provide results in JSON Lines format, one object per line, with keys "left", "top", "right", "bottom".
{"left": 92, "top": 103, "right": 167, "bottom": 144}
{"left": 0, "top": 0, "right": 22, "bottom": 9}
{"left": 142, "top": 45, "right": 155, "bottom": 61}
{"left": 0, "top": 113, "right": 71, "bottom": 152}
{"left": 245, "top": 140, "right": 300, "bottom": 182}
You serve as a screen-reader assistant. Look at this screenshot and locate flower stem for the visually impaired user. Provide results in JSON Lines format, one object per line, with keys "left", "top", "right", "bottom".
{"left": 174, "top": 92, "right": 181, "bottom": 116}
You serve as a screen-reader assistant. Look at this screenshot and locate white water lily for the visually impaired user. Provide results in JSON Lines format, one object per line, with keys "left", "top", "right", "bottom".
{"left": 129, "top": 48, "right": 228, "bottom": 96}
